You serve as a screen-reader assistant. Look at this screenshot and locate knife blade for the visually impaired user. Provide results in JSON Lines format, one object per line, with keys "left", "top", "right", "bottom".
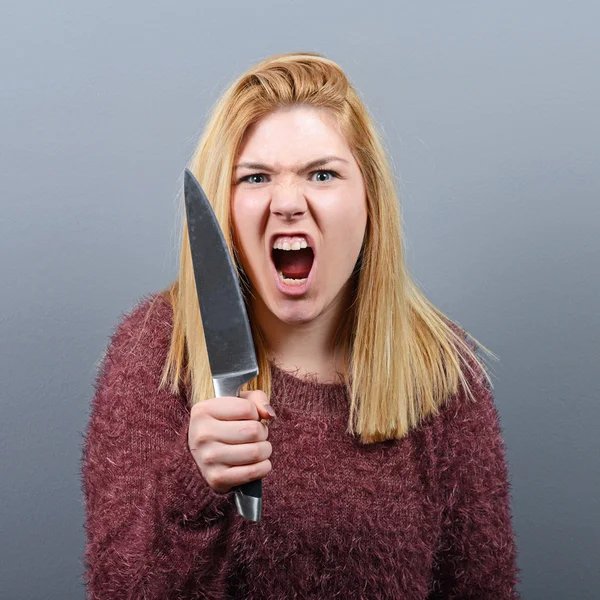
{"left": 183, "top": 168, "right": 262, "bottom": 522}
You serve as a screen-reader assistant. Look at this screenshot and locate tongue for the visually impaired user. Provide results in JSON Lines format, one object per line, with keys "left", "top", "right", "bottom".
{"left": 277, "top": 248, "right": 313, "bottom": 279}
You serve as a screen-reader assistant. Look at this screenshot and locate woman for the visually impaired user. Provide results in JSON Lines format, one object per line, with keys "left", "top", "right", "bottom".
{"left": 81, "top": 52, "right": 521, "bottom": 598}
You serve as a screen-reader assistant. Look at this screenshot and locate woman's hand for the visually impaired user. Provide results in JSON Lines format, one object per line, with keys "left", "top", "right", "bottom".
{"left": 188, "top": 390, "right": 276, "bottom": 494}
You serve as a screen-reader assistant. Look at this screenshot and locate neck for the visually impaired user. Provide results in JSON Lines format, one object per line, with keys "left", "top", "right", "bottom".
{"left": 251, "top": 283, "right": 352, "bottom": 384}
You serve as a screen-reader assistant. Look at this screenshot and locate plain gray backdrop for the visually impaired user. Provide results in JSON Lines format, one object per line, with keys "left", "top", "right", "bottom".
{"left": 1, "top": 1, "right": 598, "bottom": 598}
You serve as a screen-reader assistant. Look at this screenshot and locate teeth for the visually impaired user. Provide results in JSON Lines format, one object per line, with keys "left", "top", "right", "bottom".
{"left": 272, "top": 237, "right": 309, "bottom": 251}
{"left": 277, "top": 270, "right": 307, "bottom": 285}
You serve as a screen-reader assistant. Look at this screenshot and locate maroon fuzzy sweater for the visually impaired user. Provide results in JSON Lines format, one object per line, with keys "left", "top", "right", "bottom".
{"left": 81, "top": 292, "right": 521, "bottom": 599}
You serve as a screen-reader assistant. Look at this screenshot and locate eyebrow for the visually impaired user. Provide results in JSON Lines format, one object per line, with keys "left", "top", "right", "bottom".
{"left": 234, "top": 155, "right": 349, "bottom": 173}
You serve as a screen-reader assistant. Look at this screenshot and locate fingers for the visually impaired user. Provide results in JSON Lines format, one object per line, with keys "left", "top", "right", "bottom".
{"left": 187, "top": 389, "right": 275, "bottom": 494}
{"left": 215, "top": 417, "right": 270, "bottom": 444}
{"left": 194, "top": 394, "right": 261, "bottom": 422}
{"left": 202, "top": 440, "right": 273, "bottom": 467}
{"left": 239, "top": 389, "right": 276, "bottom": 421}
{"left": 208, "top": 459, "right": 273, "bottom": 493}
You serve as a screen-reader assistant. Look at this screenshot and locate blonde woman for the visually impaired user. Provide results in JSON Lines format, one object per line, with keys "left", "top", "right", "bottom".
{"left": 81, "top": 52, "right": 521, "bottom": 598}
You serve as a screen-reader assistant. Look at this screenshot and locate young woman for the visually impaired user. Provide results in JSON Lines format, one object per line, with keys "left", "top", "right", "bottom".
{"left": 82, "top": 52, "right": 521, "bottom": 598}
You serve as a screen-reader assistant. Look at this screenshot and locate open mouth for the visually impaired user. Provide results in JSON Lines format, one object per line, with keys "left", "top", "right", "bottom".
{"left": 271, "top": 247, "right": 315, "bottom": 281}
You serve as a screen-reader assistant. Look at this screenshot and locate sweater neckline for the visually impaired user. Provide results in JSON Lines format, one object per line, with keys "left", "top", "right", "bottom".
{"left": 268, "top": 360, "right": 349, "bottom": 417}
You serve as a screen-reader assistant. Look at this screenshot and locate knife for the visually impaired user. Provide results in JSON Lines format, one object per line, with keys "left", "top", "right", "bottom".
{"left": 183, "top": 168, "right": 262, "bottom": 522}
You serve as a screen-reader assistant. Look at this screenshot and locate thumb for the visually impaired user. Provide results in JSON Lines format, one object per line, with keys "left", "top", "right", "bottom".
{"left": 239, "top": 389, "right": 277, "bottom": 421}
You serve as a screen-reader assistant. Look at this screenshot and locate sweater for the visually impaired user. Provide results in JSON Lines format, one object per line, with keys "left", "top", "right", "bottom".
{"left": 80, "top": 292, "right": 521, "bottom": 599}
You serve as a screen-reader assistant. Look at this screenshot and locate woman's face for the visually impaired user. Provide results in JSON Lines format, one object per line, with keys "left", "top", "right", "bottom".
{"left": 231, "top": 105, "right": 367, "bottom": 326}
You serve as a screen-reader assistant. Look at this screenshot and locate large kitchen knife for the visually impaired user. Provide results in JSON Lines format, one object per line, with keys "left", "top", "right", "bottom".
{"left": 183, "top": 167, "right": 262, "bottom": 522}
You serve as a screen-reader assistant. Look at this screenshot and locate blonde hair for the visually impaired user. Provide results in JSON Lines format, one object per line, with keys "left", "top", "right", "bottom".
{"left": 157, "top": 51, "right": 497, "bottom": 444}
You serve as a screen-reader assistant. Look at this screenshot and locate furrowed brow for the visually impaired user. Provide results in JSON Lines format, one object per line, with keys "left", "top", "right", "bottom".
{"left": 235, "top": 155, "right": 348, "bottom": 173}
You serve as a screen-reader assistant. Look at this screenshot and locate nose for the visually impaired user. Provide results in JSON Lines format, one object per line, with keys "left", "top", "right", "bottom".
{"left": 270, "top": 182, "right": 307, "bottom": 221}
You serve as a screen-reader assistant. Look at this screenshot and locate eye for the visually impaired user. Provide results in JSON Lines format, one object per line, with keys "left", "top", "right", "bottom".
{"left": 310, "top": 169, "right": 339, "bottom": 183}
{"left": 236, "top": 169, "right": 340, "bottom": 185}
{"left": 238, "top": 173, "right": 269, "bottom": 185}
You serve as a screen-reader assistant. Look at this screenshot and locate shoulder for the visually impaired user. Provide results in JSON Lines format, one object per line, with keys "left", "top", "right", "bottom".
{"left": 94, "top": 291, "right": 174, "bottom": 382}
{"left": 424, "top": 320, "right": 500, "bottom": 438}
{"left": 109, "top": 291, "right": 172, "bottom": 344}
{"left": 86, "top": 292, "right": 184, "bottom": 454}
{"left": 437, "top": 347, "right": 505, "bottom": 462}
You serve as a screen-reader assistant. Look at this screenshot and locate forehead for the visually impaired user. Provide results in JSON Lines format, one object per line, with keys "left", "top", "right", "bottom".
{"left": 237, "top": 106, "right": 349, "bottom": 160}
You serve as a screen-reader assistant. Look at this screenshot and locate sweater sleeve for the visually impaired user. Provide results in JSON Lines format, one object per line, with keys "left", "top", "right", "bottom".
{"left": 429, "top": 358, "right": 522, "bottom": 599}
{"left": 80, "top": 297, "right": 240, "bottom": 599}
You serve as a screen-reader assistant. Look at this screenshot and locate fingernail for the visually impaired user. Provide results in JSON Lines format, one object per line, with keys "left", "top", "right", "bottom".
{"left": 264, "top": 404, "right": 277, "bottom": 419}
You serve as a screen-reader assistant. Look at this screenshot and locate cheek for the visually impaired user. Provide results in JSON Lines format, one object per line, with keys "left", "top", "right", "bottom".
{"left": 232, "top": 191, "right": 262, "bottom": 225}
{"left": 231, "top": 196, "right": 253, "bottom": 239}
{"left": 231, "top": 191, "right": 243, "bottom": 224}
{"left": 231, "top": 196, "right": 250, "bottom": 260}
{"left": 328, "top": 192, "right": 367, "bottom": 239}
{"left": 231, "top": 196, "right": 263, "bottom": 266}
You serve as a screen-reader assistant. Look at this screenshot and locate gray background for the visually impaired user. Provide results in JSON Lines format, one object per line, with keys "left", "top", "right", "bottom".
{"left": 1, "top": 1, "right": 598, "bottom": 598}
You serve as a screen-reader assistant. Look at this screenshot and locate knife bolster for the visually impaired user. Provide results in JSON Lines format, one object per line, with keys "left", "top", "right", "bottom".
{"left": 212, "top": 369, "right": 259, "bottom": 399}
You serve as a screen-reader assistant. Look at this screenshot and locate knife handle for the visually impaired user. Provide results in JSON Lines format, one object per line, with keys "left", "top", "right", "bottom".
{"left": 213, "top": 374, "right": 263, "bottom": 522}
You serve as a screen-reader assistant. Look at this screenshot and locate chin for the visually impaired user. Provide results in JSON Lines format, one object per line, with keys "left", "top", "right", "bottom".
{"left": 272, "top": 304, "right": 321, "bottom": 325}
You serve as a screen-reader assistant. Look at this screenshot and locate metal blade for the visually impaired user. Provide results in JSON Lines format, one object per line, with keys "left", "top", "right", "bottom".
{"left": 184, "top": 168, "right": 262, "bottom": 522}
{"left": 183, "top": 168, "right": 258, "bottom": 383}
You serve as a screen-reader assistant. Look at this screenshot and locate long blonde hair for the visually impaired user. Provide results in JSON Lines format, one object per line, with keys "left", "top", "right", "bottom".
{"left": 156, "top": 51, "right": 497, "bottom": 444}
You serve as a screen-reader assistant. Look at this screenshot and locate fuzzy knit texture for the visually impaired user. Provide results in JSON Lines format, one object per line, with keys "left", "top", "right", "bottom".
{"left": 80, "top": 292, "right": 522, "bottom": 599}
